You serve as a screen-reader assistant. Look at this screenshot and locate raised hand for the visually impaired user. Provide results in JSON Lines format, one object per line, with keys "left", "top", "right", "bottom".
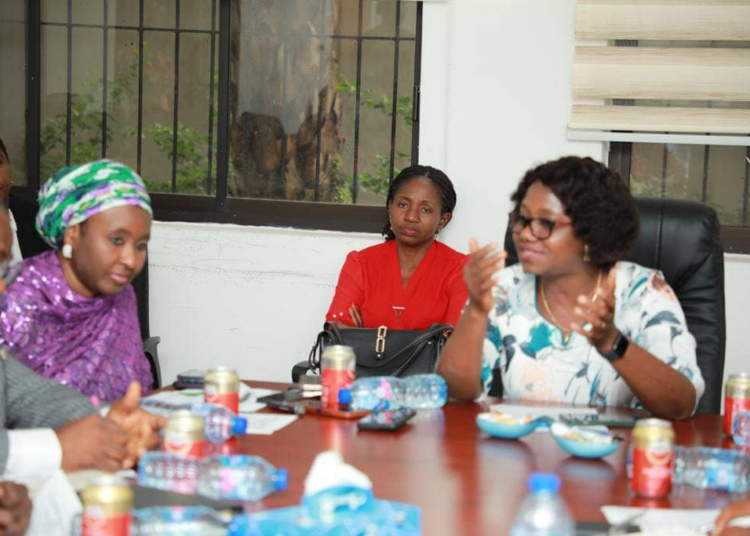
{"left": 571, "top": 268, "right": 619, "bottom": 354}
{"left": 464, "top": 238, "right": 506, "bottom": 315}
{"left": 0, "top": 482, "right": 32, "bottom": 536}
{"left": 107, "top": 381, "right": 165, "bottom": 467}
{"left": 56, "top": 415, "right": 128, "bottom": 472}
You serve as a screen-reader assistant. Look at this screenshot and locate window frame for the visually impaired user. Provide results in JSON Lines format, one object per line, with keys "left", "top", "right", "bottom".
{"left": 22, "top": 0, "right": 424, "bottom": 233}
{"left": 608, "top": 141, "right": 750, "bottom": 255}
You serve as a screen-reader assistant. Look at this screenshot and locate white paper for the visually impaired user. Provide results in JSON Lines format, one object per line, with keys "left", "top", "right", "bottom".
{"left": 489, "top": 403, "right": 597, "bottom": 421}
{"left": 602, "top": 506, "right": 719, "bottom": 533}
{"left": 238, "top": 413, "right": 298, "bottom": 435}
{"left": 25, "top": 471, "right": 82, "bottom": 536}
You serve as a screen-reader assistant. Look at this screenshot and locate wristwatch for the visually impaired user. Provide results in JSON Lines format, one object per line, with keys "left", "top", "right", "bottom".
{"left": 601, "top": 331, "right": 629, "bottom": 362}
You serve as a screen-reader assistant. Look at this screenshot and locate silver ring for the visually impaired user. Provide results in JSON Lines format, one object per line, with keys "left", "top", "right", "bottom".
{"left": 582, "top": 322, "right": 592, "bottom": 332}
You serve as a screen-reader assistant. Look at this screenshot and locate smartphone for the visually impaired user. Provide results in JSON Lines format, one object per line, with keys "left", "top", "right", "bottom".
{"left": 174, "top": 369, "right": 206, "bottom": 390}
{"left": 560, "top": 413, "right": 638, "bottom": 428}
{"left": 357, "top": 408, "right": 417, "bottom": 431}
{"left": 258, "top": 388, "right": 321, "bottom": 413}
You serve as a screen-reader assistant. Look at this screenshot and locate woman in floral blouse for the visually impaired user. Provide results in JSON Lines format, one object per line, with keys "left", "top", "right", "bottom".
{"left": 437, "top": 156, "right": 704, "bottom": 419}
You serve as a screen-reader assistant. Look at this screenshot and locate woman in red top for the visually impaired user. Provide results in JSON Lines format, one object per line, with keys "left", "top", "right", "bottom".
{"left": 326, "top": 165, "right": 468, "bottom": 330}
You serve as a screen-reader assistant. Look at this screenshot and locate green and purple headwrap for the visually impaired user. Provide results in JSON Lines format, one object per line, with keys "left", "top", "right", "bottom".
{"left": 36, "top": 159, "right": 152, "bottom": 249}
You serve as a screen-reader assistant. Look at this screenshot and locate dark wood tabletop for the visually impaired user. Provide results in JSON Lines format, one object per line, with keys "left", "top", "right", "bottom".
{"left": 229, "top": 381, "right": 746, "bottom": 535}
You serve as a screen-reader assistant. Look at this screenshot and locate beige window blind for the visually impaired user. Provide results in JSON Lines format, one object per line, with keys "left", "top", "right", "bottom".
{"left": 570, "top": 0, "right": 750, "bottom": 146}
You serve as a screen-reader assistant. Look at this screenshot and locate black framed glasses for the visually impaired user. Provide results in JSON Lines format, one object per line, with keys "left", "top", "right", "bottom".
{"left": 509, "top": 212, "right": 573, "bottom": 240}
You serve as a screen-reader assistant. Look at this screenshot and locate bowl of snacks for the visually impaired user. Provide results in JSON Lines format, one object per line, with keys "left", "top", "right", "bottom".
{"left": 476, "top": 411, "right": 539, "bottom": 439}
{"left": 550, "top": 422, "right": 620, "bottom": 459}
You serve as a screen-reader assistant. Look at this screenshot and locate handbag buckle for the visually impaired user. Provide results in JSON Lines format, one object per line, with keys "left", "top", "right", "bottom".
{"left": 375, "top": 326, "right": 388, "bottom": 357}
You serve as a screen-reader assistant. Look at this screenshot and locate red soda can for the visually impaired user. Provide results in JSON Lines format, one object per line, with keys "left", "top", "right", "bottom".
{"left": 81, "top": 475, "right": 133, "bottom": 536}
{"left": 204, "top": 366, "right": 241, "bottom": 414}
{"left": 724, "top": 373, "right": 750, "bottom": 436}
{"left": 630, "top": 418, "right": 674, "bottom": 498}
{"left": 321, "top": 345, "right": 356, "bottom": 411}
{"left": 163, "top": 410, "right": 206, "bottom": 458}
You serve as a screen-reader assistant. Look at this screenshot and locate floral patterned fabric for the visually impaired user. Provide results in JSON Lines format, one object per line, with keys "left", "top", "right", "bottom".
{"left": 481, "top": 262, "right": 705, "bottom": 409}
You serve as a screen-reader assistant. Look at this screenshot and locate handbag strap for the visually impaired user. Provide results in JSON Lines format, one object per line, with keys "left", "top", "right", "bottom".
{"left": 308, "top": 322, "right": 343, "bottom": 373}
{"left": 386, "top": 324, "right": 453, "bottom": 376}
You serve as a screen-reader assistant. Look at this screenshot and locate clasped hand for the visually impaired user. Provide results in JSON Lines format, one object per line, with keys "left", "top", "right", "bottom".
{"left": 56, "top": 381, "right": 165, "bottom": 473}
{"left": 570, "top": 270, "right": 619, "bottom": 354}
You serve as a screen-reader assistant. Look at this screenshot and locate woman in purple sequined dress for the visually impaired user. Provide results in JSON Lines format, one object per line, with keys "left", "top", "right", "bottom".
{"left": 0, "top": 160, "right": 154, "bottom": 402}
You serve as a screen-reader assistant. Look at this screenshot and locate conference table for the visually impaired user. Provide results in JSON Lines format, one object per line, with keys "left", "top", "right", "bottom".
{"left": 226, "top": 381, "right": 745, "bottom": 534}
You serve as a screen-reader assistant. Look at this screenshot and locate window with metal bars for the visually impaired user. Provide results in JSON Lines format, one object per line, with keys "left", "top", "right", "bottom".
{"left": 2, "top": 0, "right": 423, "bottom": 232}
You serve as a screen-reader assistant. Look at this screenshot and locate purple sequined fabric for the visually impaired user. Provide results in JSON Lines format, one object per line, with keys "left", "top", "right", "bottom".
{"left": 0, "top": 251, "right": 152, "bottom": 402}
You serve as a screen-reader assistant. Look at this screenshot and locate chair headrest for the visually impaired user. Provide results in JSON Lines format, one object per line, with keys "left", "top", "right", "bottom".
{"left": 630, "top": 197, "right": 722, "bottom": 292}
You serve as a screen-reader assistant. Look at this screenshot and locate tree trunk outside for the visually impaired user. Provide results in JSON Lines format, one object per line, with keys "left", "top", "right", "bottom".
{"left": 229, "top": 0, "right": 343, "bottom": 202}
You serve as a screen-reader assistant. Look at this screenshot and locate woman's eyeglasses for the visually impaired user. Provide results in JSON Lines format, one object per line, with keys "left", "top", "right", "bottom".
{"left": 509, "top": 212, "right": 573, "bottom": 240}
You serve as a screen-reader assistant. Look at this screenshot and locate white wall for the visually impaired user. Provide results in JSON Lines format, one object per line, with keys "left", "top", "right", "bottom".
{"left": 149, "top": 0, "right": 749, "bottom": 392}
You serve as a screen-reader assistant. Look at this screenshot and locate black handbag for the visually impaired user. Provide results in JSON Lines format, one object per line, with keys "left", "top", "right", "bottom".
{"left": 302, "top": 322, "right": 453, "bottom": 380}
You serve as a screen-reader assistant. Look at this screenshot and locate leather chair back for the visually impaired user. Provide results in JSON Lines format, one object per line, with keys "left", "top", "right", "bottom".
{"left": 502, "top": 197, "right": 725, "bottom": 414}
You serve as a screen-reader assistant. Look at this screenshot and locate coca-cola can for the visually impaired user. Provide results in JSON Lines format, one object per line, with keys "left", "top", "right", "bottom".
{"left": 205, "top": 366, "right": 241, "bottom": 414}
{"left": 81, "top": 475, "right": 133, "bottom": 536}
{"left": 630, "top": 418, "right": 674, "bottom": 498}
{"left": 724, "top": 373, "right": 750, "bottom": 436}
{"left": 163, "top": 409, "right": 206, "bottom": 458}
{"left": 321, "top": 345, "right": 356, "bottom": 411}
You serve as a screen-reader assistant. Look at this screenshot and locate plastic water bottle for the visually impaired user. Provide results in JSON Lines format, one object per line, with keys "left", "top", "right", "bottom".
{"left": 138, "top": 452, "right": 200, "bottom": 494}
{"left": 672, "top": 446, "right": 750, "bottom": 493}
{"left": 198, "top": 455, "right": 289, "bottom": 501}
{"left": 340, "top": 374, "right": 447, "bottom": 410}
{"left": 138, "top": 452, "right": 288, "bottom": 501}
{"left": 134, "top": 506, "right": 227, "bottom": 535}
{"left": 141, "top": 401, "right": 247, "bottom": 442}
{"left": 510, "top": 473, "right": 574, "bottom": 536}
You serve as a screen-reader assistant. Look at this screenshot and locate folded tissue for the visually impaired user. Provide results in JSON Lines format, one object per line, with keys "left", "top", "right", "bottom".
{"left": 229, "top": 450, "right": 420, "bottom": 535}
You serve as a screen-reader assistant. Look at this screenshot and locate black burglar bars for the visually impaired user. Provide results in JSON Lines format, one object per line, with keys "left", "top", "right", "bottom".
{"left": 137, "top": 0, "right": 145, "bottom": 175}
{"left": 31, "top": 0, "right": 421, "bottom": 214}
{"left": 313, "top": 1, "right": 328, "bottom": 202}
{"left": 206, "top": 0, "right": 218, "bottom": 196}
{"left": 101, "top": 0, "right": 108, "bottom": 158}
{"left": 25, "top": 0, "right": 41, "bottom": 190}
{"left": 171, "top": 0, "right": 181, "bottom": 193}
{"left": 351, "top": 0, "right": 365, "bottom": 204}
{"left": 387, "top": 2, "right": 402, "bottom": 185}
{"left": 39, "top": 0, "right": 220, "bottom": 192}
{"left": 66, "top": 0, "right": 73, "bottom": 166}
{"left": 238, "top": 0, "right": 419, "bottom": 203}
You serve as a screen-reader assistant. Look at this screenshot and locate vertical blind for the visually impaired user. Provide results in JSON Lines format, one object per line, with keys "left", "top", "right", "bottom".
{"left": 570, "top": 0, "right": 750, "bottom": 139}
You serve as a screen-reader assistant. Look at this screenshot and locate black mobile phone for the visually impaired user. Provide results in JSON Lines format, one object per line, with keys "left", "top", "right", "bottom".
{"left": 357, "top": 408, "right": 417, "bottom": 431}
{"left": 258, "top": 388, "right": 321, "bottom": 413}
{"left": 173, "top": 369, "right": 206, "bottom": 390}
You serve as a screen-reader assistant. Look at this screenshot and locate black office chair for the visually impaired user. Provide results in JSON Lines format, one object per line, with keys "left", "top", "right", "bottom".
{"left": 497, "top": 197, "right": 725, "bottom": 414}
{"left": 132, "top": 259, "right": 162, "bottom": 390}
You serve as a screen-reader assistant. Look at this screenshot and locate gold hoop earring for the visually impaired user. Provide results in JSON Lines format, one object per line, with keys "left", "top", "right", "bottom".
{"left": 583, "top": 244, "right": 591, "bottom": 263}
